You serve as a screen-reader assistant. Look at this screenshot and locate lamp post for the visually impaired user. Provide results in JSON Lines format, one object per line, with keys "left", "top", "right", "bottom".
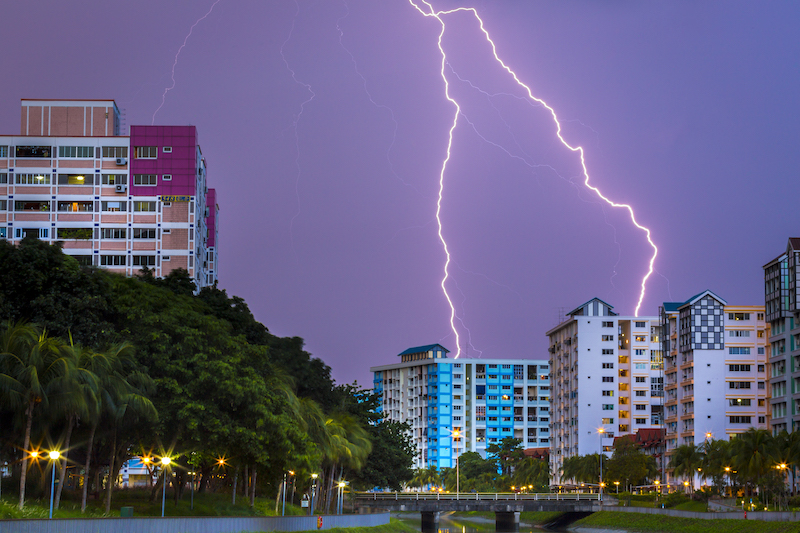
{"left": 48, "top": 451, "right": 60, "bottom": 519}
{"left": 597, "top": 427, "right": 605, "bottom": 500}
{"left": 452, "top": 429, "right": 460, "bottom": 496}
{"left": 160, "top": 457, "right": 171, "bottom": 517}
{"left": 337, "top": 481, "right": 346, "bottom": 514}
{"left": 309, "top": 473, "right": 318, "bottom": 515}
{"left": 614, "top": 481, "right": 620, "bottom": 494}
{"left": 282, "top": 470, "right": 294, "bottom": 516}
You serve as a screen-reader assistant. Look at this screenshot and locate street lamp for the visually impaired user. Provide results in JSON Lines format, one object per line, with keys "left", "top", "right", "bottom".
{"left": 337, "top": 481, "right": 347, "bottom": 514}
{"left": 282, "top": 470, "right": 295, "bottom": 516}
{"left": 310, "top": 473, "right": 318, "bottom": 515}
{"left": 48, "top": 451, "right": 60, "bottom": 519}
{"left": 452, "top": 429, "right": 460, "bottom": 496}
{"left": 614, "top": 481, "right": 620, "bottom": 494}
{"left": 597, "top": 427, "right": 605, "bottom": 499}
{"left": 160, "top": 457, "right": 171, "bottom": 517}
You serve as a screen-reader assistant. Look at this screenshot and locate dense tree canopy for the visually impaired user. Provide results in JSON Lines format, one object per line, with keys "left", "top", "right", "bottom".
{"left": 0, "top": 239, "right": 414, "bottom": 510}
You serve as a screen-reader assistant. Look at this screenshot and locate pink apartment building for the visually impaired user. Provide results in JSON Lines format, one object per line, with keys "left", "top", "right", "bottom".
{"left": 0, "top": 99, "right": 219, "bottom": 288}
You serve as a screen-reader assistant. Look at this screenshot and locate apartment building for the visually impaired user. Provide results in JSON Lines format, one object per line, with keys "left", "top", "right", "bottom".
{"left": 764, "top": 238, "right": 800, "bottom": 434}
{"left": 660, "top": 290, "right": 768, "bottom": 485}
{"left": 546, "top": 298, "right": 664, "bottom": 484}
{"left": 0, "top": 99, "right": 219, "bottom": 288}
{"left": 371, "top": 344, "right": 550, "bottom": 470}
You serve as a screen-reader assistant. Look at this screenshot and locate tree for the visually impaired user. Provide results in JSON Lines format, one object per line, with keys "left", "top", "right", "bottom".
{"left": 669, "top": 444, "right": 703, "bottom": 490}
{"left": 604, "top": 436, "right": 657, "bottom": 490}
{"left": 700, "top": 438, "right": 731, "bottom": 495}
{"left": 561, "top": 454, "right": 601, "bottom": 484}
{"left": 353, "top": 421, "right": 415, "bottom": 490}
{"left": 730, "top": 428, "right": 775, "bottom": 497}
{"left": 511, "top": 457, "right": 549, "bottom": 491}
{"left": 486, "top": 437, "right": 524, "bottom": 476}
{"left": 0, "top": 322, "right": 67, "bottom": 509}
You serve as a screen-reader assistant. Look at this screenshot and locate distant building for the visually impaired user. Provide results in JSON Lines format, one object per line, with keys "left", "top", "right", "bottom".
{"left": 0, "top": 99, "right": 219, "bottom": 288}
{"left": 661, "top": 290, "right": 768, "bottom": 487}
{"left": 764, "top": 239, "right": 800, "bottom": 435}
{"left": 371, "top": 344, "right": 550, "bottom": 470}
{"left": 547, "top": 298, "right": 664, "bottom": 485}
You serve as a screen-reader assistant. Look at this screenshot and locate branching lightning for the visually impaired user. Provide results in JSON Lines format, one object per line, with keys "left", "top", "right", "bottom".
{"left": 410, "top": 1, "right": 659, "bottom": 357}
{"left": 152, "top": 0, "right": 222, "bottom": 124}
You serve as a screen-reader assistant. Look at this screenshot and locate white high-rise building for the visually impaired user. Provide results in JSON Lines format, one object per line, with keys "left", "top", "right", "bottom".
{"left": 660, "top": 290, "right": 768, "bottom": 486}
{"left": 371, "top": 344, "right": 550, "bottom": 470}
{"left": 547, "top": 298, "right": 664, "bottom": 485}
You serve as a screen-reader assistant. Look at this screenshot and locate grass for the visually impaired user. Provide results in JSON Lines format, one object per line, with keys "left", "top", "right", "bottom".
{"left": 0, "top": 489, "right": 309, "bottom": 519}
{"left": 574, "top": 511, "right": 800, "bottom": 533}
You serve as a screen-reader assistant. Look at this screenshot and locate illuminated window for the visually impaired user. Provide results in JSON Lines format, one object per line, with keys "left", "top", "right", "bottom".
{"left": 134, "top": 146, "right": 157, "bottom": 158}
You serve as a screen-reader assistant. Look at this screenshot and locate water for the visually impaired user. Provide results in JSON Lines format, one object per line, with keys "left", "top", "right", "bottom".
{"left": 391, "top": 511, "right": 560, "bottom": 533}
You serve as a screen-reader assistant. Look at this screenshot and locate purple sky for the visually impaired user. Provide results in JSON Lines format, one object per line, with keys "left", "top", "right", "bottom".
{"left": 3, "top": 1, "right": 798, "bottom": 387}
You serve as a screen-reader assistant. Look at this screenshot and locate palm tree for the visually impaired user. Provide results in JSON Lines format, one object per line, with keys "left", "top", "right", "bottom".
{"left": 0, "top": 322, "right": 68, "bottom": 509}
{"left": 700, "top": 439, "right": 730, "bottom": 495}
{"left": 512, "top": 457, "right": 549, "bottom": 490}
{"left": 669, "top": 444, "right": 703, "bottom": 491}
{"left": 730, "top": 428, "right": 775, "bottom": 498}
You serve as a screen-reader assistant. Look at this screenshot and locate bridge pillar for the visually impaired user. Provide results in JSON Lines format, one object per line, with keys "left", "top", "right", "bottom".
{"left": 495, "top": 511, "right": 520, "bottom": 532}
{"left": 421, "top": 511, "right": 440, "bottom": 533}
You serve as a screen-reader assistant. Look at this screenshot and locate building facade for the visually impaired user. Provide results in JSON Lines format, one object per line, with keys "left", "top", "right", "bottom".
{"left": 0, "top": 99, "right": 219, "bottom": 288}
{"left": 547, "top": 298, "right": 664, "bottom": 485}
{"left": 764, "top": 239, "right": 800, "bottom": 434}
{"left": 371, "top": 344, "right": 550, "bottom": 470}
{"left": 661, "top": 290, "right": 768, "bottom": 485}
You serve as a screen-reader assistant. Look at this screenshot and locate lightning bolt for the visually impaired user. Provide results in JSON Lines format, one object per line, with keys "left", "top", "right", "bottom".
{"left": 152, "top": 0, "right": 222, "bottom": 124}
{"left": 410, "top": 1, "right": 659, "bottom": 359}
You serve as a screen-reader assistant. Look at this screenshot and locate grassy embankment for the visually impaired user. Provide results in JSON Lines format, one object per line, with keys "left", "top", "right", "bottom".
{"left": 573, "top": 511, "right": 800, "bottom": 533}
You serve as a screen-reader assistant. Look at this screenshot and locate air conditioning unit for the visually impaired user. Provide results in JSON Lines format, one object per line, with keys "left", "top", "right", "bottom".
{"left": 115, "top": 184, "right": 127, "bottom": 193}
{"left": 115, "top": 157, "right": 127, "bottom": 165}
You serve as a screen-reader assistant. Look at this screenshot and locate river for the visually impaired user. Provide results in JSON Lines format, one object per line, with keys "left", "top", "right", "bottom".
{"left": 390, "top": 511, "right": 601, "bottom": 533}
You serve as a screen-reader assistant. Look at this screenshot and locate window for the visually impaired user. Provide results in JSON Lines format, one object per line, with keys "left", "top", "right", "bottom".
{"left": 133, "top": 228, "right": 156, "bottom": 239}
{"left": 729, "top": 381, "right": 751, "bottom": 389}
{"left": 758, "top": 347, "right": 765, "bottom": 355}
{"left": 100, "top": 255, "right": 126, "bottom": 266}
{"left": 634, "top": 335, "right": 647, "bottom": 342}
{"left": 729, "top": 398, "right": 751, "bottom": 406}
{"left": 16, "top": 173, "right": 51, "bottom": 184}
{"left": 729, "top": 347, "right": 751, "bottom": 355}
{"left": 133, "top": 201, "right": 156, "bottom": 212}
{"left": 15, "top": 146, "right": 51, "bottom": 158}
{"left": 58, "top": 146, "right": 93, "bottom": 158}
{"left": 0, "top": 173, "right": 6, "bottom": 184}
{"left": 162, "top": 174, "right": 172, "bottom": 181}
{"left": 634, "top": 349, "right": 646, "bottom": 356}
{"left": 15, "top": 200, "right": 50, "bottom": 211}
{"left": 601, "top": 418, "right": 614, "bottom": 424}
{"left": 602, "top": 390, "right": 614, "bottom": 396}
{"left": 635, "top": 321, "right": 646, "bottom": 328}
{"left": 757, "top": 313, "right": 764, "bottom": 321}
{"left": 102, "top": 201, "right": 127, "bottom": 212}
{"left": 728, "top": 313, "right": 750, "bottom": 321}
{"left": 634, "top": 363, "right": 647, "bottom": 370}
{"left": 0, "top": 228, "right": 6, "bottom": 239}
{"left": 635, "top": 390, "right": 647, "bottom": 397}
{"left": 101, "top": 228, "right": 126, "bottom": 239}
{"left": 602, "top": 376, "right": 614, "bottom": 382}
{"left": 57, "top": 228, "right": 93, "bottom": 240}
{"left": 134, "top": 146, "right": 157, "bottom": 158}
{"left": 602, "top": 349, "right": 614, "bottom": 355}
{"left": 57, "top": 201, "right": 93, "bottom": 212}
{"left": 635, "top": 376, "right": 646, "bottom": 383}
{"left": 635, "top": 418, "right": 647, "bottom": 424}
{"left": 102, "top": 146, "right": 128, "bottom": 158}
{"left": 758, "top": 365, "right": 765, "bottom": 373}
{"left": 133, "top": 174, "right": 157, "bottom": 186}
{"left": 602, "top": 335, "right": 614, "bottom": 341}
{"left": 133, "top": 256, "right": 156, "bottom": 266}
{"left": 758, "top": 381, "right": 765, "bottom": 390}
{"left": 162, "top": 146, "right": 172, "bottom": 153}
{"left": 728, "top": 364, "right": 751, "bottom": 372}
{"left": 729, "top": 330, "right": 751, "bottom": 337}
{"left": 602, "top": 404, "right": 614, "bottom": 410}
{"left": 602, "top": 321, "right": 614, "bottom": 327}
{"left": 729, "top": 416, "right": 752, "bottom": 424}
{"left": 0, "top": 200, "right": 5, "bottom": 210}
{"left": 102, "top": 174, "right": 127, "bottom": 185}
{"left": 635, "top": 404, "right": 647, "bottom": 411}
{"left": 58, "top": 174, "right": 93, "bottom": 185}
{"left": 0, "top": 146, "right": 7, "bottom": 157}
{"left": 602, "top": 363, "right": 614, "bottom": 369}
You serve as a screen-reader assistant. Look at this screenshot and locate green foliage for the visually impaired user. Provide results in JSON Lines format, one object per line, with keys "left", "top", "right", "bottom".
{"left": 575, "top": 511, "right": 800, "bottom": 533}
{"left": 56, "top": 228, "right": 93, "bottom": 240}
{"left": 604, "top": 436, "right": 658, "bottom": 488}
{"left": 662, "top": 492, "right": 691, "bottom": 508}
{"left": 354, "top": 421, "right": 416, "bottom": 490}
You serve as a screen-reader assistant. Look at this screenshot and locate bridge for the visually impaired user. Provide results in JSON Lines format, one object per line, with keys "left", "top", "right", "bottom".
{"left": 354, "top": 492, "right": 602, "bottom": 532}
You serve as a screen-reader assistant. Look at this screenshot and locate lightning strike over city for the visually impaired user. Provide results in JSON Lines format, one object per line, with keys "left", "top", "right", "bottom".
{"left": 1, "top": 0, "right": 797, "bottom": 390}
{"left": 410, "top": 0, "right": 659, "bottom": 360}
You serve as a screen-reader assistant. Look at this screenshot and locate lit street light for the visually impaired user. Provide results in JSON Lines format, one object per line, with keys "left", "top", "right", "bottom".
{"left": 160, "top": 457, "right": 171, "bottom": 517}
{"left": 48, "top": 451, "right": 60, "bottom": 519}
